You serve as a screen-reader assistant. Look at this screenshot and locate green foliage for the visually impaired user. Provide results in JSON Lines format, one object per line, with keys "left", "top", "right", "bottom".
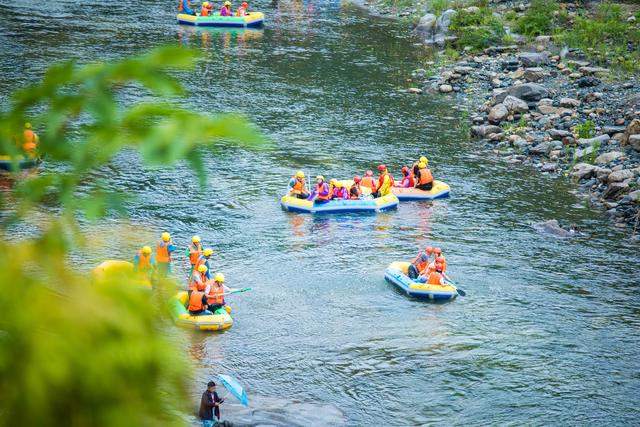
{"left": 514, "top": 0, "right": 559, "bottom": 36}
{"left": 0, "top": 46, "right": 265, "bottom": 426}
{"left": 449, "top": 6, "right": 505, "bottom": 51}
{"left": 503, "top": 10, "right": 518, "bottom": 22}
{"left": 431, "top": 0, "right": 450, "bottom": 16}
{"left": 575, "top": 120, "right": 596, "bottom": 139}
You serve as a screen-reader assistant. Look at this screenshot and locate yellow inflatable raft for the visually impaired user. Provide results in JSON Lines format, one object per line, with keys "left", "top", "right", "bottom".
{"left": 91, "top": 260, "right": 152, "bottom": 289}
{"left": 169, "top": 291, "right": 233, "bottom": 332}
{"left": 384, "top": 261, "right": 458, "bottom": 301}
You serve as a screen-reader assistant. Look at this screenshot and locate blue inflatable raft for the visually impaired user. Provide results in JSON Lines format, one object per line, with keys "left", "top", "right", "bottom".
{"left": 384, "top": 261, "right": 458, "bottom": 301}
{"left": 281, "top": 193, "right": 399, "bottom": 214}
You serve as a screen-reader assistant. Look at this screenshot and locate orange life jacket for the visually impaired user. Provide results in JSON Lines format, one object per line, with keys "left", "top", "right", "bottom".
{"left": 136, "top": 251, "right": 153, "bottom": 272}
{"left": 178, "top": 0, "right": 184, "bottom": 11}
{"left": 189, "top": 271, "right": 207, "bottom": 291}
{"left": 235, "top": 6, "right": 246, "bottom": 16}
{"left": 23, "top": 129, "right": 37, "bottom": 152}
{"left": 188, "top": 291, "right": 206, "bottom": 312}
{"left": 427, "top": 271, "right": 444, "bottom": 286}
{"left": 195, "top": 254, "right": 210, "bottom": 271}
{"left": 413, "top": 253, "right": 429, "bottom": 272}
{"left": 201, "top": 5, "right": 211, "bottom": 15}
{"left": 207, "top": 281, "right": 225, "bottom": 306}
{"left": 292, "top": 178, "right": 305, "bottom": 192}
{"left": 361, "top": 176, "right": 376, "bottom": 191}
{"left": 418, "top": 168, "right": 433, "bottom": 185}
{"left": 188, "top": 242, "right": 203, "bottom": 265}
{"left": 156, "top": 240, "right": 171, "bottom": 263}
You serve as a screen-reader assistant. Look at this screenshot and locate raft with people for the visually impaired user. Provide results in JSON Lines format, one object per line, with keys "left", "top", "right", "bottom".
{"left": 91, "top": 260, "right": 153, "bottom": 289}
{"left": 169, "top": 291, "right": 234, "bottom": 331}
{"left": 384, "top": 261, "right": 458, "bottom": 301}
{"left": 0, "top": 155, "right": 41, "bottom": 171}
{"left": 177, "top": 0, "right": 264, "bottom": 27}
{"left": 391, "top": 180, "right": 450, "bottom": 201}
{"left": 281, "top": 167, "right": 401, "bottom": 214}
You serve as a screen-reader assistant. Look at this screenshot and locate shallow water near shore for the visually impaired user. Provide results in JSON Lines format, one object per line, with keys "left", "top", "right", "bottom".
{"left": 2, "top": 0, "right": 640, "bottom": 425}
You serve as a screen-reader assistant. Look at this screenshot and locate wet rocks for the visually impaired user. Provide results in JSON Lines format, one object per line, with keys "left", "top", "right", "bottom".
{"left": 576, "top": 76, "right": 601, "bottom": 87}
{"left": 572, "top": 163, "right": 597, "bottom": 180}
{"left": 559, "top": 97, "right": 581, "bottom": 108}
{"left": 439, "top": 84, "right": 453, "bottom": 93}
{"left": 494, "top": 83, "right": 550, "bottom": 104}
{"left": 517, "top": 52, "right": 548, "bottom": 67}
{"left": 488, "top": 103, "right": 509, "bottom": 123}
{"left": 471, "top": 125, "right": 503, "bottom": 137}
{"left": 608, "top": 169, "right": 635, "bottom": 183}
{"left": 577, "top": 134, "right": 610, "bottom": 146}
{"left": 523, "top": 67, "right": 546, "bottom": 82}
{"left": 594, "top": 151, "right": 624, "bottom": 164}
{"left": 502, "top": 95, "right": 529, "bottom": 113}
{"left": 414, "top": 13, "right": 437, "bottom": 37}
{"left": 532, "top": 219, "right": 576, "bottom": 238}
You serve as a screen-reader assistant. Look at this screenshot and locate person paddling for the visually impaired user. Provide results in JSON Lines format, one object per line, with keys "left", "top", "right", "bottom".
{"left": 199, "top": 381, "right": 224, "bottom": 427}
{"left": 408, "top": 246, "right": 432, "bottom": 279}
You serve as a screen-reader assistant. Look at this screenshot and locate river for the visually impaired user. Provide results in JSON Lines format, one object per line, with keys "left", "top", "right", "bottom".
{"left": 1, "top": 0, "right": 640, "bottom": 425}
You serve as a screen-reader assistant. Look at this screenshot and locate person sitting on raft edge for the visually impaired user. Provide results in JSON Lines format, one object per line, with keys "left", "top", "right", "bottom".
{"left": 178, "top": 0, "right": 196, "bottom": 15}
{"left": 220, "top": 1, "right": 233, "bottom": 16}
{"left": 201, "top": 1, "right": 213, "bottom": 16}
{"left": 397, "top": 166, "right": 415, "bottom": 188}
{"left": 331, "top": 181, "right": 349, "bottom": 200}
{"left": 360, "top": 170, "right": 377, "bottom": 194}
{"left": 349, "top": 176, "right": 362, "bottom": 199}
{"left": 415, "top": 160, "right": 434, "bottom": 191}
{"left": 412, "top": 155, "right": 428, "bottom": 178}
{"left": 236, "top": 1, "right": 249, "bottom": 16}
{"left": 373, "top": 164, "right": 393, "bottom": 198}
{"left": 311, "top": 175, "right": 331, "bottom": 203}
{"left": 288, "top": 171, "right": 310, "bottom": 199}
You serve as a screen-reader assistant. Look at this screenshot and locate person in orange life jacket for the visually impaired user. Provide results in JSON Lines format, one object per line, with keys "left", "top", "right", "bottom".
{"left": 360, "top": 170, "right": 377, "bottom": 193}
{"left": 372, "top": 164, "right": 394, "bottom": 198}
{"left": 412, "top": 156, "right": 428, "bottom": 178}
{"left": 187, "top": 235, "right": 203, "bottom": 274}
{"left": 417, "top": 258, "right": 445, "bottom": 284}
{"left": 427, "top": 263, "right": 446, "bottom": 286}
{"left": 288, "top": 170, "right": 310, "bottom": 199}
{"left": 398, "top": 166, "right": 415, "bottom": 188}
{"left": 331, "top": 181, "right": 348, "bottom": 200}
{"left": 201, "top": 1, "right": 213, "bottom": 16}
{"left": 178, "top": 0, "right": 196, "bottom": 15}
{"left": 407, "top": 246, "right": 433, "bottom": 279}
{"left": 419, "top": 247, "right": 444, "bottom": 275}
{"left": 220, "top": 1, "right": 233, "bottom": 16}
{"left": 21, "top": 123, "right": 39, "bottom": 157}
{"left": 207, "top": 273, "right": 230, "bottom": 312}
{"left": 188, "top": 289, "right": 212, "bottom": 316}
{"left": 156, "top": 232, "right": 177, "bottom": 277}
{"left": 189, "top": 264, "right": 210, "bottom": 295}
{"left": 415, "top": 161, "right": 434, "bottom": 191}
{"left": 236, "top": 1, "right": 249, "bottom": 16}
{"left": 133, "top": 245, "right": 156, "bottom": 278}
{"left": 195, "top": 248, "right": 214, "bottom": 279}
{"left": 312, "top": 175, "right": 331, "bottom": 202}
{"left": 349, "top": 176, "right": 362, "bottom": 200}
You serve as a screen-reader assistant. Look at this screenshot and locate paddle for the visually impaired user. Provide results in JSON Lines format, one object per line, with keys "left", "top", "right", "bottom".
{"left": 221, "top": 287, "right": 252, "bottom": 296}
{"left": 443, "top": 273, "right": 466, "bottom": 297}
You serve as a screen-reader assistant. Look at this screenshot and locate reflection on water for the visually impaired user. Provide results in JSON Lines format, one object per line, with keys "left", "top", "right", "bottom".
{"left": 1, "top": 0, "right": 640, "bottom": 425}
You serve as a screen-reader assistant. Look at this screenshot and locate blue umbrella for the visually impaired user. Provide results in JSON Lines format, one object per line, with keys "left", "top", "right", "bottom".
{"left": 217, "top": 374, "right": 249, "bottom": 407}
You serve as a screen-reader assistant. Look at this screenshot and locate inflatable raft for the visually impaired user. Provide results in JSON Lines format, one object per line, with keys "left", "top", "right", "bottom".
{"left": 0, "top": 155, "right": 40, "bottom": 171}
{"left": 391, "top": 180, "right": 450, "bottom": 201}
{"left": 281, "top": 193, "right": 399, "bottom": 214}
{"left": 91, "top": 260, "right": 152, "bottom": 289}
{"left": 169, "top": 291, "right": 233, "bottom": 331}
{"left": 177, "top": 12, "right": 264, "bottom": 27}
{"left": 384, "top": 261, "right": 458, "bottom": 301}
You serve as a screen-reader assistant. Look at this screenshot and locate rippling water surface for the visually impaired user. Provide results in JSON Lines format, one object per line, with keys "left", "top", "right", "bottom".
{"left": 2, "top": 0, "right": 640, "bottom": 425}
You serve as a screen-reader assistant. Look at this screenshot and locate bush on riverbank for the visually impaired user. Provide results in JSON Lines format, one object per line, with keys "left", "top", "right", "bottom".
{"left": 514, "top": 0, "right": 559, "bottom": 36}
{"left": 449, "top": 5, "right": 505, "bottom": 50}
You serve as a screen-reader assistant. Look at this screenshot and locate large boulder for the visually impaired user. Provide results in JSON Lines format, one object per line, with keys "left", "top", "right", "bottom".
{"left": 494, "top": 83, "right": 550, "bottom": 104}
{"left": 471, "top": 125, "right": 503, "bottom": 138}
{"left": 621, "top": 119, "right": 640, "bottom": 149}
{"left": 436, "top": 9, "right": 457, "bottom": 34}
{"left": 517, "top": 52, "right": 548, "bottom": 67}
{"left": 488, "top": 103, "right": 509, "bottom": 124}
{"left": 577, "top": 134, "right": 610, "bottom": 147}
{"left": 523, "top": 67, "right": 545, "bottom": 82}
{"left": 532, "top": 220, "right": 576, "bottom": 238}
{"left": 608, "top": 169, "right": 635, "bottom": 183}
{"left": 502, "top": 95, "right": 529, "bottom": 113}
{"left": 576, "top": 76, "right": 601, "bottom": 87}
{"left": 595, "top": 151, "right": 624, "bottom": 165}
{"left": 414, "top": 13, "right": 437, "bottom": 38}
{"left": 571, "top": 163, "right": 597, "bottom": 180}
{"left": 559, "top": 97, "right": 581, "bottom": 108}
{"left": 630, "top": 135, "right": 640, "bottom": 151}
{"left": 603, "top": 182, "right": 630, "bottom": 199}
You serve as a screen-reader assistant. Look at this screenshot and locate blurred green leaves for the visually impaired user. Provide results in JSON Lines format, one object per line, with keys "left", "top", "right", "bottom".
{"left": 0, "top": 46, "right": 266, "bottom": 426}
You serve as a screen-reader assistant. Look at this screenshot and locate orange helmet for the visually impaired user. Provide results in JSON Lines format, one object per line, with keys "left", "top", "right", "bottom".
{"left": 353, "top": 175, "right": 361, "bottom": 183}
{"left": 401, "top": 166, "right": 409, "bottom": 174}
{"left": 242, "top": 1, "right": 248, "bottom": 6}
{"left": 434, "top": 247, "right": 442, "bottom": 255}
{"left": 425, "top": 246, "right": 433, "bottom": 254}
{"left": 435, "top": 256, "right": 445, "bottom": 264}
{"left": 377, "top": 164, "right": 386, "bottom": 172}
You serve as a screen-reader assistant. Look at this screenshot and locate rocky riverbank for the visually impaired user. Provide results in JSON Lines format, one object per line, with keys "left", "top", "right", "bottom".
{"left": 361, "top": 0, "right": 640, "bottom": 232}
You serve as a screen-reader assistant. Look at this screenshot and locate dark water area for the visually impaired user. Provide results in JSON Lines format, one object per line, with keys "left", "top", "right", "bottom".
{"left": 1, "top": 0, "right": 640, "bottom": 425}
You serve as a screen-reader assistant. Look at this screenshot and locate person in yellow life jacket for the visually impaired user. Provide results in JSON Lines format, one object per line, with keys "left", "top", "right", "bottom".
{"left": 408, "top": 246, "right": 433, "bottom": 279}
{"left": 133, "top": 245, "right": 156, "bottom": 278}
{"left": 360, "top": 170, "right": 377, "bottom": 194}
{"left": 415, "top": 161, "right": 434, "bottom": 191}
{"left": 195, "top": 248, "right": 214, "bottom": 279}
{"left": 188, "top": 290, "right": 212, "bottom": 316}
{"left": 186, "top": 235, "right": 203, "bottom": 273}
{"left": 156, "top": 232, "right": 177, "bottom": 277}
{"left": 373, "top": 164, "right": 394, "bottom": 198}
{"left": 288, "top": 171, "right": 310, "bottom": 199}
{"left": 22, "top": 123, "right": 39, "bottom": 157}
{"left": 189, "top": 264, "right": 209, "bottom": 294}
{"left": 412, "top": 156, "right": 428, "bottom": 177}
{"left": 207, "top": 273, "right": 231, "bottom": 312}
{"left": 201, "top": 1, "right": 213, "bottom": 16}
{"left": 236, "top": 1, "right": 248, "bottom": 16}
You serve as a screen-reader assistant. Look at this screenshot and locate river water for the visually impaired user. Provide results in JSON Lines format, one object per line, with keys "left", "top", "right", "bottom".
{"left": 2, "top": 0, "right": 640, "bottom": 425}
